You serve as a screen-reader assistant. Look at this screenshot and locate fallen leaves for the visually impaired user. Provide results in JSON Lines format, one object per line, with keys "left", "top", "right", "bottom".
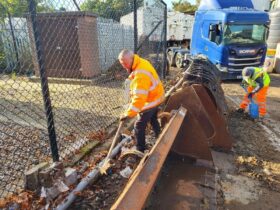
{"left": 0, "top": 191, "right": 34, "bottom": 210}
{"left": 236, "top": 155, "right": 280, "bottom": 192}
{"left": 86, "top": 129, "right": 106, "bottom": 141}
{"left": 64, "top": 133, "right": 77, "bottom": 142}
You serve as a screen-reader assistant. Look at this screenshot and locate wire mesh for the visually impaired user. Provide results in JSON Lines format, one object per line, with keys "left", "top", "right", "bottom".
{"left": 136, "top": 0, "right": 166, "bottom": 77}
{"left": 0, "top": 0, "right": 166, "bottom": 198}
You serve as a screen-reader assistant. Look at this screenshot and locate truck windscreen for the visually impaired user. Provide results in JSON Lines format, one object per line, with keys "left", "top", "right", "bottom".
{"left": 223, "top": 24, "right": 268, "bottom": 45}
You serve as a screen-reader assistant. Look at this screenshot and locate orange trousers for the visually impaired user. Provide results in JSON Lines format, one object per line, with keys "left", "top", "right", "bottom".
{"left": 240, "top": 86, "right": 269, "bottom": 117}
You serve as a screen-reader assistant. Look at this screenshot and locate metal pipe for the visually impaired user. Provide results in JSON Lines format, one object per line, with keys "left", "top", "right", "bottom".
{"left": 55, "top": 135, "right": 132, "bottom": 210}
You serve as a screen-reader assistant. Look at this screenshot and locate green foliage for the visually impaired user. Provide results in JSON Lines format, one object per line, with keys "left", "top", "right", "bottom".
{"left": 0, "top": 0, "right": 27, "bottom": 17}
{"left": 80, "top": 0, "right": 143, "bottom": 21}
{"left": 0, "top": 0, "right": 54, "bottom": 17}
{"left": 172, "top": 0, "right": 200, "bottom": 13}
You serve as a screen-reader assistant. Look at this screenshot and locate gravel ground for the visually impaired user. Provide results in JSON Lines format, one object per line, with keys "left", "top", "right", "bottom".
{"left": 0, "top": 67, "right": 181, "bottom": 204}
{"left": 0, "top": 75, "right": 125, "bottom": 198}
{"left": 216, "top": 74, "right": 280, "bottom": 210}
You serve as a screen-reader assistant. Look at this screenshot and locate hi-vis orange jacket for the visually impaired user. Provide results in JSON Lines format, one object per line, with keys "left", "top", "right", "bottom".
{"left": 124, "top": 54, "right": 165, "bottom": 118}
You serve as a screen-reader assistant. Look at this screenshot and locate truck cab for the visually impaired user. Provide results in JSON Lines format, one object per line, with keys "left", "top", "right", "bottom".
{"left": 190, "top": 0, "right": 270, "bottom": 79}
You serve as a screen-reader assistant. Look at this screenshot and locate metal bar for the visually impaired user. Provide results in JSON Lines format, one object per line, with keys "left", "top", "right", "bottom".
{"left": 161, "top": 0, "right": 167, "bottom": 79}
{"left": 111, "top": 107, "right": 187, "bottom": 210}
{"left": 229, "top": 62, "right": 261, "bottom": 66}
{"left": 136, "top": 20, "right": 163, "bottom": 52}
{"left": 7, "top": 12, "right": 19, "bottom": 70}
{"left": 72, "top": 0, "right": 80, "bottom": 11}
{"left": 28, "top": 0, "right": 59, "bottom": 162}
{"left": 229, "top": 56, "right": 262, "bottom": 61}
{"left": 0, "top": 3, "right": 19, "bottom": 70}
{"left": 134, "top": 0, "right": 138, "bottom": 53}
{"left": 55, "top": 136, "right": 132, "bottom": 210}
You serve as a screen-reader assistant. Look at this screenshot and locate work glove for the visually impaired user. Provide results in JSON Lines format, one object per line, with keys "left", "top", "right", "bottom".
{"left": 120, "top": 115, "right": 128, "bottom": 122}
{"left": 240, "top": 81, "right": 248, "bottom": 89}
{"left": 247, "top": 92, "right": 254, "bottom": 99}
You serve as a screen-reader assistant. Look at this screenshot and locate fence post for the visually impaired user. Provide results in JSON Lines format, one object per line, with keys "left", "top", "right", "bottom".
{"left": 7, "top": 12, "right": 20, "bottom": 70}
{"left": 162, "top": 1, "right": 167, "bottom": 79}
{"left": 134, "top": 0, "right": 138, "bottom": 53}
{"left": 28, "top": 0, "right": 59, "bottom": 162}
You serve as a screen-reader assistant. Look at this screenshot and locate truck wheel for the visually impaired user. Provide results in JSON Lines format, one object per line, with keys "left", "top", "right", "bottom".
{"left": 175, "top": 53, "right": 184, "bottom": 68}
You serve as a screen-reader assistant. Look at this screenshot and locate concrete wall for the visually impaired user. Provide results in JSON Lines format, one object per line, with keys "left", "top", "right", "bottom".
{"left": 167, "top": 12, "right": 194, "bottom": 40}
{"left": 120, "top": 5, "right": 164, "bottom": 41}
{"left": 143, "top": 6, "right": 164, "bottom": 41}
{"left": 120, "top": 8, "right": 144, "bottom": 38}
{"left": 97, "top": 18, "right": 134, "bottom": 72}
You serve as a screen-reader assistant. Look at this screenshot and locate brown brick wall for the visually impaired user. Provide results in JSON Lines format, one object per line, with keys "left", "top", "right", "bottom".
{"left": 28, "top": 12, "right": 100, "bottom": 79}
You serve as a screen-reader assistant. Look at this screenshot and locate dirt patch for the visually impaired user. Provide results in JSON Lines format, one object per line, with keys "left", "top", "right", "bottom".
{"left": 146, "top": 155, "right": 217, "bottom": 210}
{"left": 217, "top": 75, "right": 280, "bottom": 209}
{"left": 228, "top": 110, "right": 280, "bottom": 162}
{"left": 221, "top": 174, "right": 262, "bottom": 205}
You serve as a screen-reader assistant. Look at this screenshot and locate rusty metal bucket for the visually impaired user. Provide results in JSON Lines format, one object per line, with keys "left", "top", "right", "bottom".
{"left": 164, "top": 84, "right": 232, "bottom": 160}
{"left": 191, "top": 84, "right": 233, "bottom": 150}
{"left": 111, "top": 107, "right": 187, "bottom": 210}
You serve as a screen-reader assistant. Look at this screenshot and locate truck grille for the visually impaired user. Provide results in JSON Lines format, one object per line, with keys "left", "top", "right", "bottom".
{"left": 228, "top": 56, "right": 262, "bottom": 71}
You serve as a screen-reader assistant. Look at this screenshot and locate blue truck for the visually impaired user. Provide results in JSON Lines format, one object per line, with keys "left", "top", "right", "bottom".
{"left": 169, "top": 0, "right": 270, "bottom": 80}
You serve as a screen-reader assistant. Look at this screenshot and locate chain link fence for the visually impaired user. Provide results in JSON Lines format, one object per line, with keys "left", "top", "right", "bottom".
{"left": 0, "top": 0, "right": 166, "bottom": 198}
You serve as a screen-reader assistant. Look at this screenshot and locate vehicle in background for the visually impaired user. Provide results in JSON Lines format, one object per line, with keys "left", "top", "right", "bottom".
{"left": 166, "top": 12, "right": 194, "bottom": 69}
{"left": 190, "top": 0, "right": 270, "bottom": 79}
{"left": 166, "top": 38, "right": 190, "bottom": 69}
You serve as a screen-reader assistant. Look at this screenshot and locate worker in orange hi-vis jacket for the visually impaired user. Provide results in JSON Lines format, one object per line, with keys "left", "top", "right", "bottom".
{"left": 118, "top": 49, "right": 165, "bottom": 153}
{"left": 237, "top": 67, "right": 271, "bottom": 118}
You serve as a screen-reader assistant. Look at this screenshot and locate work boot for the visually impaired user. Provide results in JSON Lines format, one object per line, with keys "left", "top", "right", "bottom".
{"left": 236, "top": 108, "right": 245, "bottom": 113}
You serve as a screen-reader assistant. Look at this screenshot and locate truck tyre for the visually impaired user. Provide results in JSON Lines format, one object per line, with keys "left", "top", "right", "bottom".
{"left": 175, "top": 53, "right": 184, "bottom": 68}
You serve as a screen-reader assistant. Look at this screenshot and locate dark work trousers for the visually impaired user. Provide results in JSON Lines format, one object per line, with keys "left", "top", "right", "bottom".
{"left": 134, "top": 106, "right": 161, "bottom": 152}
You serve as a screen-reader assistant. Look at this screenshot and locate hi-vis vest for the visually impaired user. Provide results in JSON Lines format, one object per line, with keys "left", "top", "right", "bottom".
{"left": 247, "top": 67, "right": 270, "bottom": 87}
{"left": 125, "top": 55, "right": 165, "bottom": 117}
